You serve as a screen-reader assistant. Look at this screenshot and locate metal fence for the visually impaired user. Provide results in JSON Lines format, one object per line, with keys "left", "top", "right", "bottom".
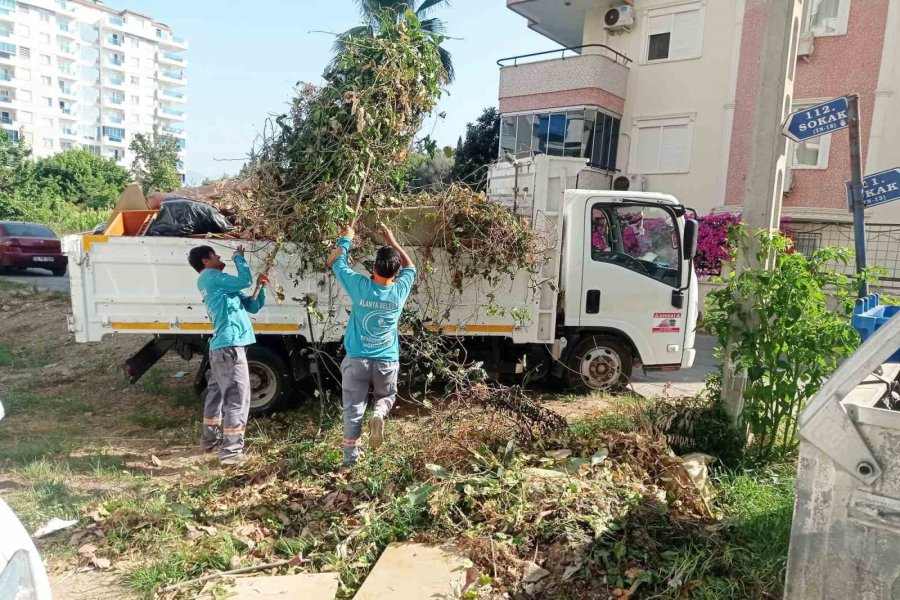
{"left": 789, "top": 221, "right": 900, "bottom": 290}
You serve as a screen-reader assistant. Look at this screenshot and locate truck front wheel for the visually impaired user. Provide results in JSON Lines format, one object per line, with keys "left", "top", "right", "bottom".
{"left": 564, "top": 336, "right": 632, "bottom": 393}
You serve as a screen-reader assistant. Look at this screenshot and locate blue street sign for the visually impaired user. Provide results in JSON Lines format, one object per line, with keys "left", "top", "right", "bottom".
{"left": 782, "top": 97, "right": 850, "bottom": 142}
{"left": 846, "top": 168, "right": 900, "bottom": 209}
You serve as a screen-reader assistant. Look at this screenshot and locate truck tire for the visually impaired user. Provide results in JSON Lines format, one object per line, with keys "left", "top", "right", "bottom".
{"left": 199, "top": 345, "right": 294, "bottom": 417}
{"left": 246, "top": 345, "right": 294, "bottom": 416}
{"left": 564, "top": 335, "right": 632, "bottom": 393}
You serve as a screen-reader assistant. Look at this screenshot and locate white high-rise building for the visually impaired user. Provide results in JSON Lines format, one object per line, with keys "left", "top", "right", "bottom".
{"left": 0, "top": 0, "right": 187, "bottom": 174}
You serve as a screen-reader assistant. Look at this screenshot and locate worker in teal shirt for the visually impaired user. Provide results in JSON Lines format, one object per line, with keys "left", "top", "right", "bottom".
{"left": 188, "top": 244, "right": 267, "bottom": 465}
{"left": 327, "top": 225, "right": 416, "bottom": 466}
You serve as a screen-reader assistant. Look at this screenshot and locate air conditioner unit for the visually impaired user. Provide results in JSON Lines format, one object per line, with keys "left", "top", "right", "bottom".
{"left": 797, "top": 31, "right": 815, "bottom": 58}
{"left": 604, "top": 5, "right": 635, "bottom": 33}
{"left": 612, "top": 174, "right": 646, "bottom": 192}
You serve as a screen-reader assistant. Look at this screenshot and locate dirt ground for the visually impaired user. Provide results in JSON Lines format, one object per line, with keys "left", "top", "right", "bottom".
{"left": 0, "top": 282, "right": 619, "bottom": 599}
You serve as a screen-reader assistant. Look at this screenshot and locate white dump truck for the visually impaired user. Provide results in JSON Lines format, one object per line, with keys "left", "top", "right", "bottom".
{"left": 64, "top": 158, "right": 699, "bottom": 415}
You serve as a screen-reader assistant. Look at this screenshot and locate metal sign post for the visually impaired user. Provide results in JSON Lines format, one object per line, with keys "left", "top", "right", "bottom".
{"left": 846, "top": 94, "right": 868, "bottom": 298}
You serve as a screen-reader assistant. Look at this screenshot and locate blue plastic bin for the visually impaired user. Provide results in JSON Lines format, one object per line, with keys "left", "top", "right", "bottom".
{"left": 851, "top": 294, "right": 900, "bottom": 362}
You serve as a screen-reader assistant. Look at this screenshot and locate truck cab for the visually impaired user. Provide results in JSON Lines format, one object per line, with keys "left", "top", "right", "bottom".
{"left": 555, "top": 190, "right": 699, "bottom": 391}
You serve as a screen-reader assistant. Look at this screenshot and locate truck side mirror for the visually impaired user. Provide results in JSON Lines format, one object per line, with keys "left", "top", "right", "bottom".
{"left": 683, "top": 219, "right": 699, "bottom": 260}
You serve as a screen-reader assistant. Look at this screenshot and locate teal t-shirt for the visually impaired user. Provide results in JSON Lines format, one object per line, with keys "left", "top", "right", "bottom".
{"left": 331, "top": 237, "right": 416, "bottom": 361}
{"left": 197, "top": 255, "right": 266, "bottom": 350}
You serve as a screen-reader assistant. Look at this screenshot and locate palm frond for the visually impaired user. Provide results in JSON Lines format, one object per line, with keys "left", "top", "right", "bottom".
{"left": 329, "top": 26, "right": 374, "bottom": 73}
{"left": 439, "top": 45, "right": 455, "bottom": 83}
{"left": 416, "top": 0, "right": 450, "bottom": 17}
{"left": 420, "top": 17, "right": 447, "bottom": 36}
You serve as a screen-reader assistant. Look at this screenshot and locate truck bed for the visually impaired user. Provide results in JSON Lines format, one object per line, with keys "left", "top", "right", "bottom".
{"left": 63, "top": 229, "right": 560, "bottom": 347}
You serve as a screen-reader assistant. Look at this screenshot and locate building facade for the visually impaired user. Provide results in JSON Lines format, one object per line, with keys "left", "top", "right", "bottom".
{"left": 502, "top": 0, "right": 900, "bottom": 285}
{"left": 0, "top": 0, "right": 186, "bottom": 172}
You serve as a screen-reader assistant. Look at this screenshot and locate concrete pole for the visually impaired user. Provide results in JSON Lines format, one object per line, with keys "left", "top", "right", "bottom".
{"left": 721, "top": 0, "right": 808, "bottom": 423}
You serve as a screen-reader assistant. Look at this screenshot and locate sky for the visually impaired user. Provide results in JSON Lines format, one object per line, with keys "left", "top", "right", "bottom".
{"left": 113, "top": 0, "right": 555, "bottom": 184}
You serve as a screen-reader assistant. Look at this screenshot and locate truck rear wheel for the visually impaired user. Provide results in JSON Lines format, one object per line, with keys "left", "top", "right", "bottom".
{"left": 564, "top": 335, "right": 632, "bottom": 393}
{"left": 200, "top": 345, "right": 294, "bottom": 417}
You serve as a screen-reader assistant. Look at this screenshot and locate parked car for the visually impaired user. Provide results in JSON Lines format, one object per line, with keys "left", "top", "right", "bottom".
{"left": 0, "top": 401, "right": 54, "bottom": 599}
{"left": 0, "top": 222, "right": 67, "bottom": 277}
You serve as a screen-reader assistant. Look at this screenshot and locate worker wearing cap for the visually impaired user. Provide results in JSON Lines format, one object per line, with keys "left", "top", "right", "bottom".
{"left": 188, "top": 244, "right": 268, "bottom": 466}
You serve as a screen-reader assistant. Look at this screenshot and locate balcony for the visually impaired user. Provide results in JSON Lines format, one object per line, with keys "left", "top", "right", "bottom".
{"left": 58, "top": 22, "right": 77, "bottom": 38}
{"left": 0, "top": 28, "right": 10, "bottom": 38}
{"left": 103, "top": 95, "right": 125, "bottom": 108}
{"left": 107, "top": 114, "right": 124, "bottom": 124}
{"left": 0, "top": 95, "right": 11, "bottom": 104}
{"left": 60, "top": 127, "right": 77, "bottom": 138}
{"left": 160, "top": 33, "right": 188, "bottom": 51}
{"left": 498, "top": 45, "right": 630, "bottom": 116}
{"left": 0, "top": 71, "right": 10, "bottom": 81}
{"left": 58, "top": 44, "right": 75, "bottom": 56}
{"left": 159, "top": 69, "right": 185, "bottom": 84}
{"left": 161, "top": 124, "right": 185, "bottom": 136}
{"left": 106, "top": 35, "right": 123, "bottom": 47}
{"left": 159, "top": 88, "right": 186, "bottom": 103}
{"left": 58, "top": 84, "right": 76, "bottom": 97}
{"left": 107, "top": 57, "right": 125, "bottom": 70}
{"left": 507, "top": 0, "right": 598, "bottom": 48}
{"left": 105, "top": 75, "right": 125, "bottom": 88}
{"left": 158, "top": 51, "right": 187, "bottom": 67}
{"left": 2, "top": 128, "right": 18, "bottom": 142}
{"left": 0, "top": 114, "right": 12, "bottom": 125}
{"left": 0, "top": 0, "right": 13, "bottom": 17}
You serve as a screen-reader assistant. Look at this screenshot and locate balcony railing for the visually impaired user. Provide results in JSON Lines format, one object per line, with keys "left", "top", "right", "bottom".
{"left": 60, "top": 106, "right": 73, "bottom": 114}
{"left": 161, "top": 107, "right": 184, "bottom": 116}
{"left": 108, "top": 115, "right": 123, "bottom": 124}
{"left": 59, "top": 65, "right": 72, "bottom": 75}
{"left": 161, "top": 89, "right": 184, "bottom": 99}
{"left": 109, "top": 16, "right": 125, "bottom": 27}
{"left": 108, "top": 36, "right": 122, "bottom": 46}
{"left": 0, "top": 95, "right": 11, "bottom": 104}
{"left": 62, "top": 127, "right": 76, "bottom": 136}
{"left": 108, "top": 76, "right": 124, "bottom": 85}
{"left": 0, "top": 71, "right": 10, "bottom": 81}
{"left": 172, "top": 35, "right": 185, "bottom": 44}
{"left": 0, "top": 29, "right": 10, "bottom": 38}
{"left": 108, "top": 96, "right": 124, "bottom": 105}
{"left": 498, "top": 44, "right": 630, "bottom": 116}
{"left": 162, "top": 125, "right": 183, "bottom": 135}
{"left": 3, "top": 129, "right": 18, "bottom": 142}
{"left": 0, "top": 115, "right": 11, "bottom": 125}
{"left": 109, "top": 58, "right": 124, "bottom": 67}
{"left": 59, "top": 85, "right": 74, "bottom": 95}
{"left": 161, "top": 70, "right": 184, "bottom": 80}
{"left": 162, "top": 51, "right": 184, "bottom": 63}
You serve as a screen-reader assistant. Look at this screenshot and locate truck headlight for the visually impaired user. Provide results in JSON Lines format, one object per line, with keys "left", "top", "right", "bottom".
{"left": 0, "top": 551, "right": 39, "bottom": 600}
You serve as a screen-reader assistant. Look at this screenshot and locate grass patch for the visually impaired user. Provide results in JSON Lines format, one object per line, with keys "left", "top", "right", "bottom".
{"left": 139, "top": 367, "right": 166, "bottom": 394}
{"left": 2, "top": 388, "right": 91, "bottom": 417}
{"left": 0, "top": 278, "right": 27, "bottom": 291}
{"left": 0, "top": 344, "right": 57, "bottom": 369}
{"left": 127, "top": 409, "right": 188, "bottom": 430}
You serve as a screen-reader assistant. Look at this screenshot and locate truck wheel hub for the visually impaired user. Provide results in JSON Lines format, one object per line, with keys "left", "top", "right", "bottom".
{"left": 581, "top": 347, "right": 621, "bottom": 388}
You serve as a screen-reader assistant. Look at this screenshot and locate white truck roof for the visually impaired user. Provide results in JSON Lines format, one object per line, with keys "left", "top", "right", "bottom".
{"left": 563, "top": 189, "right": 682, "bottom": 207}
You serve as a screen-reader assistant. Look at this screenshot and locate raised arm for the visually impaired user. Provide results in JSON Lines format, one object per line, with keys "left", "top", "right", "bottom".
{"left": 210, "top": 249, "right": 254, "bottom": 293}
{"left": 329, "top": 226, "right": 368, "bottom": 292}
{"left": 381, "top": 226, "right": 414, "bottom": 270}
{"left": 241, "top": 274, "right": 268, "bottom": 313}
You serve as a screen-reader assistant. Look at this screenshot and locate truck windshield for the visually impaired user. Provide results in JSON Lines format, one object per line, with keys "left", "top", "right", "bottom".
{"left": 1, "top": 223, "right": 57, "bottom": 238}
{"left": 591, "top": 204, "right": 680, "bottom": 287}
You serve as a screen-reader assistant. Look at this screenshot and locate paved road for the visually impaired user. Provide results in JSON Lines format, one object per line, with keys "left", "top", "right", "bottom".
{"left": 631, "top": 334, "right": 718, "bottom": 398}
{"left": 0, "top": 269, "right": 70, "bottom": 293}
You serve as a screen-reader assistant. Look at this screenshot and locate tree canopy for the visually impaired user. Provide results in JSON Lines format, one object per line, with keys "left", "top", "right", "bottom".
{"left": 130, "top": 125, "right": 182, "bottom": 195}
{"left": 450, "top": 107, "right": 500, "bottom": 192}
{"left": 35, "top": 149, "right": 130, "bottom": 210}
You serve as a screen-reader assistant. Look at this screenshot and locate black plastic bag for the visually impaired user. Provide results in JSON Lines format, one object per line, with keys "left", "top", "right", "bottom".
{"left": 146, "top": 199, "right": 232, "bottom": 237}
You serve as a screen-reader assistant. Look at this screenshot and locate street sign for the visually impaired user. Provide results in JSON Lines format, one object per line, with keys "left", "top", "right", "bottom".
{"left": 846, "top": 167, "right": 900, "bottom": 209}
{"left": 782, "top": 96, "right": 850, "bottom": 142}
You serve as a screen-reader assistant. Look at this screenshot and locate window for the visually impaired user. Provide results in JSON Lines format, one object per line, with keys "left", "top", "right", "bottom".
{"left": 42, "top": 96, "right": 52, "bottom": 107}
{"left": 790, "top": 102, "right": 832, "bottom": 169}
{"left": 42, "top": 137, "right": 53, "bottom": 148}
{"left": 808, "top": 0, "right": 851, "bottom": 36}
{"left": 40, "top": 54, "right": 51, "bottom": 66}
{"left": 39, "top": 10, "right": 50, "bottom": 22}
{"left": 130, "top": 75, "right": 139, "bottom": 85}
{"left": 590, "top": 204, "right": 681, "bottom": 287}
{"left": 61, "top": 141, "right": 73, "bottom": 150}
{"left": 498, "top": 108, "right": 622, "bottom": 170}
{"left": 793, "top": 232, "right": 822, "bottom": 256}
{"left": 631, "top": 115, "right": 694, "bottom": 174}
{"left": 130, "top": 94, "right": 139, "bottom": 104}
{"left": 644, "top": 2, "right": 704, "bottom": 63}
{"left": 40, "top": 116, "right": 52, "bottom": 127}
{"left": 40, "top": 75, "right": 51, "bottom": 86}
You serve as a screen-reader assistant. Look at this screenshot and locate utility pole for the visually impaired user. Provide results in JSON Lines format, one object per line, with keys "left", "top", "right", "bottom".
{"left": 721, "top": 0, "right": 808, "bottom": 422}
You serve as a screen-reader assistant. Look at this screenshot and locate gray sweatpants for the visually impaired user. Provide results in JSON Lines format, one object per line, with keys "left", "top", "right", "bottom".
{"left": 201, "top": 346, "right": 251, "bottom": 459}
{"left": 341, "top": 357, "right": 399, "bottom": 465}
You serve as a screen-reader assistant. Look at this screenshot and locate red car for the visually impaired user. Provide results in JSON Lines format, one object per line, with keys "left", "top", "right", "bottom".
{"left": 0, "top": 221, "right": 68, "bottom": 276}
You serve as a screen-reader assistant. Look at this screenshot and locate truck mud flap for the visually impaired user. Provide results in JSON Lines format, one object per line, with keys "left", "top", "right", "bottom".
{"left": 124, "top": 337, "right": 175, "bottom": 384}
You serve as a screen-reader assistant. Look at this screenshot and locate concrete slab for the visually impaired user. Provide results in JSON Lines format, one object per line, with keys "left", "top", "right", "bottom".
{"left": 352, "top": 542, "right": 468, "bottom": 600}
{"left": 631, "top": 334, "right": 718, "bottom": 398}
{"left": 211, "top": 573, "right": 340, "bottom": 599}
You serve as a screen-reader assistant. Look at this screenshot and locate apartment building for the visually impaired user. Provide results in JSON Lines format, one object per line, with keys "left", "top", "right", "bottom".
{"left": 0, "top": 0, "right": 186, "bottom": 173}
{"left": 502, "top": 0, "right": 900, "bottom": 285}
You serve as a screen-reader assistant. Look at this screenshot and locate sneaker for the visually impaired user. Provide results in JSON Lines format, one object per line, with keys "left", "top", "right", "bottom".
{"left": 368, "top": 414, "right": 385, "bottom": 449}
{"left": 220, "top": 453, "right": 250, "bottom": 466}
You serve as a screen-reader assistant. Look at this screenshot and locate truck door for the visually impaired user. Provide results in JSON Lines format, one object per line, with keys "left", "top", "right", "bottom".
{"left": 579, "top": 200, "right": 687, "bottom": 368}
